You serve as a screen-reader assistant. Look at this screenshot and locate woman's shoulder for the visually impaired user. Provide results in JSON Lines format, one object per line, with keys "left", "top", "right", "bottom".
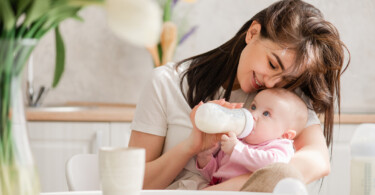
{"left": 152, "top": 62, "right": 175, "bottom": 75}
{"left": 146, "top": 61, "right": 192, "bottom": 93}
{"left": 152, "top": 61, "right": 190, "bottom": 78}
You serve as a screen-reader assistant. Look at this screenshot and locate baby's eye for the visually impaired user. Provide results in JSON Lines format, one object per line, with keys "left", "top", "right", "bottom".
{"left": 251, "top": 105, "right": 256, "bottom": 110}
{"left": 263, "top": 111, "right": 270, "bottom": 117}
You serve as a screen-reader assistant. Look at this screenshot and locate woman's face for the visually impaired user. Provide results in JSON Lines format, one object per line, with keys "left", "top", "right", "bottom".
{"left": 236, "top": 22, "right": 297, "bottom": 93}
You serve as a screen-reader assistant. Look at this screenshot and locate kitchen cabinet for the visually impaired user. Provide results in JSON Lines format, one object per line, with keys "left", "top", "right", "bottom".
{"left": 29, "top": 122, "right": 356, "bottom": 193}
{"left": 109, "top": 122, "right": 132, "bottom": 147}
{"left": 307, "top": 124, "right": 358, "bottom": 195}
{"left": 28, "top": 121, "right": 132, "bottom": 192}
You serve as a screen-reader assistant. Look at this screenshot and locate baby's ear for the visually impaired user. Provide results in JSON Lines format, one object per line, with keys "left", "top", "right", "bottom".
{"left": 282, "top": 130, "right": 296, "bottom": 140}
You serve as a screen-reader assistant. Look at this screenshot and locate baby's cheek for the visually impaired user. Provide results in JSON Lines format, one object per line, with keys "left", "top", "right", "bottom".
{"left": 244, "top": 134, "right": 254, "bottom": 144}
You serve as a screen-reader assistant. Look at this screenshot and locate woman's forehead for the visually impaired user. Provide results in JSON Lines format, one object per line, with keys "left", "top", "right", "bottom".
{"left": 258, "top": 38, "right": 296, "bottom": 70}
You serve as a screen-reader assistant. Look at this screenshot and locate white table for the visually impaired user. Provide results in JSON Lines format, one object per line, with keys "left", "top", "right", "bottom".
{"left": 41, "top": 190, "right": 272, "bottom": 195}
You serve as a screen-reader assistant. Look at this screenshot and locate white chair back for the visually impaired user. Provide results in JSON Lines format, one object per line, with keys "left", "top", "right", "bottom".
{"left": 66, "top": 153, "right": 100, "bottom": 191}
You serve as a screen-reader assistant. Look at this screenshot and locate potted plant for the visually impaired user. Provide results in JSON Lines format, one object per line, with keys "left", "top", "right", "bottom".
{"left": 0, "top": 0, "right": 161, "bottom": 194}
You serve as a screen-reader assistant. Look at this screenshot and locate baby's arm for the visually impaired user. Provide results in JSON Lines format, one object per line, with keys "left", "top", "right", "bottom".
{"left": 230, "top": 140, "right": 294, "bottom": 172}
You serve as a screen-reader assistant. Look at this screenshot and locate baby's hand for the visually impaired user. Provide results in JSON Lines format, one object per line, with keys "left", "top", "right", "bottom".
{"left": 197, "top": 143, "right": 219, "bottom": 168}
{"left": 221, "top": 132, "right": 239, "bottom": 155}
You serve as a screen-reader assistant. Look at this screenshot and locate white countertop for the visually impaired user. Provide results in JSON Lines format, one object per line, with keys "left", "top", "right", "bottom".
{"left": 26, "top": 102, "right": 375, "bottom": 123}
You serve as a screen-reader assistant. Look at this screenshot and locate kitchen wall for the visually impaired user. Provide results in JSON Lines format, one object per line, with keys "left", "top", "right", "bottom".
{"left": 29, "top": 0, "right": 375, "bottom": 113}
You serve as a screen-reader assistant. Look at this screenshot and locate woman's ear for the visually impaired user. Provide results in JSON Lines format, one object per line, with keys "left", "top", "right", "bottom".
{"left": 282, "top": 130, "right": 296, "bottom": 140}
{"left": 245, "top": 20, "right": 261, "bottom": 44}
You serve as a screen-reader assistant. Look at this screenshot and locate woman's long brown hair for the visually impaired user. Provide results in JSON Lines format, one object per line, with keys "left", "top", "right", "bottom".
{"left": 177, "top": 0, "right": 350, "bottom": 147}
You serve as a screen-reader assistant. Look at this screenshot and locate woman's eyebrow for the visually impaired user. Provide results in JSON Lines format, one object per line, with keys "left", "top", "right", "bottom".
{"left": 272, "top": 52, "right": 285, "bottom": 71}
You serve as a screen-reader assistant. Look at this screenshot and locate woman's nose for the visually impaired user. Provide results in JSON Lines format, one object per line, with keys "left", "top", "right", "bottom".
{"left": 264, "top": 76, "right": 281, "bottom": 88}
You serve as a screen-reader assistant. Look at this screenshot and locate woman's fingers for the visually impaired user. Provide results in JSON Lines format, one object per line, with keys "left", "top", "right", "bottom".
{"left": 207, "top": 99, "right": 244, "bottom": 109}
{"left": 201, "top": 133, "right": 222, "bottom": 151}
{"left": 235, "top": 103, "right": 244, "bottom": 108}
{"left": 222, "top": 102, "right": 242, "bottom": 109}
{"left": 209, "top": 99, "right": 225, "bottom": 105}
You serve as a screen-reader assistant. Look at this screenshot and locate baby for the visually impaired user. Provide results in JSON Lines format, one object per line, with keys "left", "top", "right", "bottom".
{"left": 195, "top": 88, "right": 308, "bottom": 186}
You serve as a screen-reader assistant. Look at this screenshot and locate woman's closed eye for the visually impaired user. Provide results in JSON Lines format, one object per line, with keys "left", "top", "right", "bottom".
{"left": 269, "top": 61, "right": 276, "bottom": 70}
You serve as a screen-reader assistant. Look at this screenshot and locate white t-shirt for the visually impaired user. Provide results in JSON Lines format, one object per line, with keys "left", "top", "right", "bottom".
{"left": 130, "top": 62, "right": 320, "bottom": 187}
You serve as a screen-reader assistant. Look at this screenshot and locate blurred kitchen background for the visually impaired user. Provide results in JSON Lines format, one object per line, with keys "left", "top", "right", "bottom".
{"left": 26, "top": 0, "right": 375, "bottom": 112}
{"left": 24, "top": 0, "right": 375, "bottom": 194}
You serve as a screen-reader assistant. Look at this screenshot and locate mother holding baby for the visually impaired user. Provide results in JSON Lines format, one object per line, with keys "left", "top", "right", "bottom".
{"left": 129, "top": 0, "right": 350, "bottom": 192}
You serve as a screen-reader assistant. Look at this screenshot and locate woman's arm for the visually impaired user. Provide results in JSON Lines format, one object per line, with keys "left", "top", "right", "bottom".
{"left": 129, "top": 130, "right": 195, "bottom": 189}
{"left": 290, "top": 124, "right": 330, "bottom": 183}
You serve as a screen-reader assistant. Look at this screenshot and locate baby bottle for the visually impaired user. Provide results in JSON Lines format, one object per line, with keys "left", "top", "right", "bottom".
{"left": 194, "top": 103, "right": 254, "bottom": 138}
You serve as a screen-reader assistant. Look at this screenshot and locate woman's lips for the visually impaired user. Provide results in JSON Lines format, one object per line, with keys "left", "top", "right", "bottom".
{"left": 252, "top": 72, "right": 262, "bottom": 89}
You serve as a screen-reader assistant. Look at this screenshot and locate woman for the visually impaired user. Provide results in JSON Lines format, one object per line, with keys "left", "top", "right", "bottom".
{"left": 129, "top": 0, "right": 349, "bottom": 191}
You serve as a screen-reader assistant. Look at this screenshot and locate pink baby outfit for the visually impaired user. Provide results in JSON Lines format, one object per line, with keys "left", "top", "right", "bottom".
{"left": 196, "top": 138, "right": 294, "bottom": 184}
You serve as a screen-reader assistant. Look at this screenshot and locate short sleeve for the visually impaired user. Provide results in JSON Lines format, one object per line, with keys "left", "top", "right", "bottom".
{"left": 130, "top": 67, "right": 169, "bottom": 137}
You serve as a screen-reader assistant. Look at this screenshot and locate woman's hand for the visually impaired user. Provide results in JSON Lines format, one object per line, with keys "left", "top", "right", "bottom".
{"left": 209, "top": 99, "right": 244, "bottom": 109}
{"left": 185, "top": 99, "right": 244, "bottom": 155}
{"left": 196, "top": 143, "right": 220, "bottom": 168}
{"left": 185, "top": 101, "right": 221, "bottom": 155}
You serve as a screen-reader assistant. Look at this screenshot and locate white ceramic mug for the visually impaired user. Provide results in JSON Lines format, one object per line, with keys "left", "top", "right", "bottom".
{"left": 99, "top": 147, "right": 145, "bottom": 195}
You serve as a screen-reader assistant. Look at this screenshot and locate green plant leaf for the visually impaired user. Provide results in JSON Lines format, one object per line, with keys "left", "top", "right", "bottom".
{"left": 71, "top": 15, "right": 84, "bottom": 22}
{"left": 37, "top": 6, "right": 82, "bottom": 38}
{"left": 163, "top": 0, "right": 172, "bottom": 22}
{"left": 52, "top": 27, "right": 65, "bottom": 88}
{"left": 24, "top": 0, "right": 50, "bottom": 26}
{"left": 66, "top": 0, "right": 104, "bottom": 7}
{"left": 15, "top": 0, "right": 33, "bottom": 17}
{"left": 23, "top": 15, "right": 48, "bottom": 38}
{"left": 0, "top": 0, "right": 16, "bottom": 31}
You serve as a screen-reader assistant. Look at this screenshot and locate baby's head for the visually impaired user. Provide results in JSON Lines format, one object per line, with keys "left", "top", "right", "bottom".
{"left": 244, "top": 88, "right": 308, "bottom": 145}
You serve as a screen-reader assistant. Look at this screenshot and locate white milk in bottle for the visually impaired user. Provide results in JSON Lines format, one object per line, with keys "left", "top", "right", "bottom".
{"left": 194, "top": 103, "right": 254, "bottom": 138}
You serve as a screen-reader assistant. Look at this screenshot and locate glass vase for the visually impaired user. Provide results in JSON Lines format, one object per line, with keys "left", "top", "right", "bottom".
{"left": 0, "top": 39, "right": 40, "bottom": 195}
